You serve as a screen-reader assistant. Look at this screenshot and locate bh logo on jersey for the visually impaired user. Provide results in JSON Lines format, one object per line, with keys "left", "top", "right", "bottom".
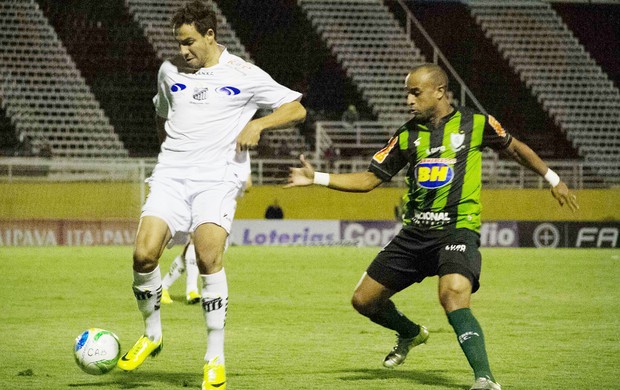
{"left": 415, "top": 158, "right": 455, "bottom": 189}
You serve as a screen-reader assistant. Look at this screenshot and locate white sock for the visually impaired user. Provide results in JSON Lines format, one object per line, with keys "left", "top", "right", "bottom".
{"left": 162, "top": 255, "right": 185, "bottom": 290}
{"left": 185, "top": 243, "right": 199, "bottom": 295}
{"left": 201, "top": 269, "right": 228, "bottom": 364}
{"left": 133, "top": 266, "right": 163, "bottom": 342}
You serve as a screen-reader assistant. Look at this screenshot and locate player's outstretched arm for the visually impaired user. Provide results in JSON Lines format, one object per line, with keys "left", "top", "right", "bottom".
{"left": 285, "top": 154, "right": 383, "bottom": 193}
{"left": 502, "top": 137, "right": 579, "bottom": 212}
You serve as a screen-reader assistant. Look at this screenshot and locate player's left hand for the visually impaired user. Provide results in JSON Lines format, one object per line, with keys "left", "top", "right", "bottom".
{"left": 236, "top": 121, "right": 262, "bottom": 152}
{"left": 551, "top": 181, "right": 579, "bottom": 213}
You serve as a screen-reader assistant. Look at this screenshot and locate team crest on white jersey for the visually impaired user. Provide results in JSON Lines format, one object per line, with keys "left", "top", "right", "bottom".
{"left": 192, "top": 87, "right": 209, "bottom": 101}
{"left": 450, "top": 132, "right": 465, "bottom": 151}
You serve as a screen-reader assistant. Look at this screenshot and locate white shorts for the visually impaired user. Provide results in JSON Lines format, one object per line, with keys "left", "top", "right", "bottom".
{"left": 141, "top": 176, "right": 242, "bottom": 240}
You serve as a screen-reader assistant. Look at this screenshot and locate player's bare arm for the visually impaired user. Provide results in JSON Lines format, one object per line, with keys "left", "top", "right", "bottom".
{"left": 236, "top": 101, "right": 306, "bottom": 151}
{"left": 503, "top": 137, "right": 579, "bottom": 212}
{"left": 285, "top": 154, "right": 383, "bottom": 192}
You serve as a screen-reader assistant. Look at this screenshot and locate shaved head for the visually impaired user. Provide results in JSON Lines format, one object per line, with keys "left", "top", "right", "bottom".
{"left": 409, "top": 63, "right": 449, "bottom": 90}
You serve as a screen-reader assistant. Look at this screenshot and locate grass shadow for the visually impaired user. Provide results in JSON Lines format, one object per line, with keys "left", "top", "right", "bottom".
{"left": 337, "top": 368, "right": 469, "bottom": 389}
{"left": 68, "top": 370, "right": 199, "bottom": 389}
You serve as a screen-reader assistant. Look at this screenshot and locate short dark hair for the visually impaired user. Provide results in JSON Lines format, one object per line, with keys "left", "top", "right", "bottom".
{"left": 172, "top": 1, "right": 217, "bottom": 38}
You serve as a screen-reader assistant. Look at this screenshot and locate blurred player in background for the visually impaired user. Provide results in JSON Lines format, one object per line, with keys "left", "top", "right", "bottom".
{"left": 116, "top": 2, "right": 306, "bottom": 389}
{"left": 286, "top": 63, "right": 578, "bottom": 390}
{"left": 161, "top": 240, "right": 201, "bottom": 304}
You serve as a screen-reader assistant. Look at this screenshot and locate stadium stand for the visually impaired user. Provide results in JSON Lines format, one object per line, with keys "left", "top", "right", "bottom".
{"left": 466, "top": 0, "right": 620, "bottom": 183}
{"left": 552, "top": 2, "right": 620, "bottom": 88}
{"left": 314, "top": 120, "right": 400, "bottom": 160}
{"left": 0, "top": 0, "right": 127, "bottom": 158}
{"left": 36, "top": 0, "right": 161, "bottom": 157}
{"left": 1, "top": 0, "right": 616, "bottom": 188}
{"left": 0, "top": 102, "right": 19, "bottom": 156}
{"left": 218, "top": 0, "right": 377, "bottom": 119}
{"left": 298, "top": 0, "right": 427, "bottom": 122}
{"left": 126, "top": 0, "right": 251, "bottom": 62}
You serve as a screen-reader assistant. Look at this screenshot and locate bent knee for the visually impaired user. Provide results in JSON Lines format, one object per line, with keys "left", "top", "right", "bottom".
{"left": 438, "top": 287, "right": 470, "bottom": 312}
{"left": 351, "top": 292, "right": 379, "bottom": 316}
{"left": 133, "top": 247, "right": 160, "bottom": 272}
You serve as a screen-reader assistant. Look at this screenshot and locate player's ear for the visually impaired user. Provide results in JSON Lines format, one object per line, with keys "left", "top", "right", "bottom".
{"left": 435, "top": 84, "right": 446, "bottom": 100}
{"left": 205, "top": 28, "right": 215, "bottom": 40}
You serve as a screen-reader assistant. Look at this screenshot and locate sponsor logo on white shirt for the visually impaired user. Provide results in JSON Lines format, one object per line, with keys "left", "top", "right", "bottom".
{"left": 171, "top": 83, "right": 186, "bottom": 92}
{"left": 216, "top": 86, "right": 241, "bottom": 96}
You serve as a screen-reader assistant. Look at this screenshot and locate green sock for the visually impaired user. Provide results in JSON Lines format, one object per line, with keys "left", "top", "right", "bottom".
{"left": 447, "top": 308, "right": 495, "bottom": 381}
{"left": 368, "top": 299, "right": 420, "bottom": 338}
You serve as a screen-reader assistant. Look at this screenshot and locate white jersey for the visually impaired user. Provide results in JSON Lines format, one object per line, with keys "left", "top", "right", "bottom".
{"left": 152, "top": 46, "right": 302, "bottom": 181}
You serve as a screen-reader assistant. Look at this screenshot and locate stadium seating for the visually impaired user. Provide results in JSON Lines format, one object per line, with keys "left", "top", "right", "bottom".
{"left": 314, "top": 120, "right": 397, "bottom": 159}
{"left": 467, "top": 0, "right": 620, "bottom": 184}
{"left": 0, "top": 0, "right": 127, "bottom": 158}
{"left": 36, "top": 0, "right": 164, "bottom": 157}
{"left": 298, "top": 0, "right": 427, "bottom": 123}
{"left": 0, "top": 103, "right": 19, "bottom": 156}
{"left": 126, "top": 0, "right": 251, "bottom": 62}
{"left": 1, "top": 0, "right": 616, "bottom": 187}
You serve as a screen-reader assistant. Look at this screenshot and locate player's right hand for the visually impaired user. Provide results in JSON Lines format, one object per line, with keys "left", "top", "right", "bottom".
{"left": 284, "top": 154, "right": 315, "bottom": 188}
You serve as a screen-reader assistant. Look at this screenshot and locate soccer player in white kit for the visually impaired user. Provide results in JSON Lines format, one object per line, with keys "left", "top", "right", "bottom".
{"left": 116, "top": 2, "right": 306, "bottom": 389}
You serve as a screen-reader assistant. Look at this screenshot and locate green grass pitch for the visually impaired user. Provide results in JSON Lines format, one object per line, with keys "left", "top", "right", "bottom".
{"left": 1, "top": 246, "right": 619, "bottom": 389}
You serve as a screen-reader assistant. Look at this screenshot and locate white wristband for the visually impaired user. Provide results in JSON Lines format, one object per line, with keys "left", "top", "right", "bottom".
{"left": 544, "top": 168, "right": 561, "bottom": 187}
{"left": 313, "top": 172, "right": 330, "bottom": 186}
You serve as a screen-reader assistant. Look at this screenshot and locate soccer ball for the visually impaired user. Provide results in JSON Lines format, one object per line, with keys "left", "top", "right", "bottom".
{"left": 73, "top": 328, "right": 121, "bottom": 375}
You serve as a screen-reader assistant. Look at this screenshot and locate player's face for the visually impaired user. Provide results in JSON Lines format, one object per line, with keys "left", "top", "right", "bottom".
{"left": 175, "top": 23, "right": 214, "bottom": 69}
{"left": 405, "top": 71, "right": 441, "bottom": 122}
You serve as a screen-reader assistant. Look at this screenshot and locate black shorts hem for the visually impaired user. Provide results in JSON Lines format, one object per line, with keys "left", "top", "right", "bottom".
{"left": 437, "top": 262, "right": 480, "bottom": 293}
{"left": 367, "top": 260, "right": 420, "bottom": 292}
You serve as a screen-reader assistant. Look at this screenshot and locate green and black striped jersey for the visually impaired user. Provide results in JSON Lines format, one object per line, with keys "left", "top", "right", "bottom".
{"left": 368, "top": 106, "right": 512, "bottom": 233}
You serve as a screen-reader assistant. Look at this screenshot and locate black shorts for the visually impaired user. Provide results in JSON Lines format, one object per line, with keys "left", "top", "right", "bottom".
{"left": 366, "top": 226, "right": 482, "bottom": 293}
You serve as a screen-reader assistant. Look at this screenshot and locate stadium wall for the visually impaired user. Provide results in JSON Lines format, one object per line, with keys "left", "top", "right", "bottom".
{"left": 0, "top": 183, "right": 618, "bottom": 221}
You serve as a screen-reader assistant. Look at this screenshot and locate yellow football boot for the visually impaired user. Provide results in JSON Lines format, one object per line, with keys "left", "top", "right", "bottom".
{"left": 186, "top": 290, "right": 201, "bottom": 305}
{"left": 202, "top": 356, "right": 226, "bottom": 390}
{"left": 117, "top": 336, "right": 163, "bottom": 371}
{"left": 161, "top": 289, "right": 173, "bottom": 304}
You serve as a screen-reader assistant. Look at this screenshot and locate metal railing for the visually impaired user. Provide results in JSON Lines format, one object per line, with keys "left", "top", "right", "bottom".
{"left": 0, "top": 156, "right": 613, "bottom": 190}
{"left": 315, "top": 121, "right": 403, "bottom": 163}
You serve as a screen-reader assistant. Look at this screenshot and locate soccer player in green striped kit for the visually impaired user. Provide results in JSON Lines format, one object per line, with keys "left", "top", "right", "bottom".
{"left": 286, "top": 63, "right": 579, "bottom": 390}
